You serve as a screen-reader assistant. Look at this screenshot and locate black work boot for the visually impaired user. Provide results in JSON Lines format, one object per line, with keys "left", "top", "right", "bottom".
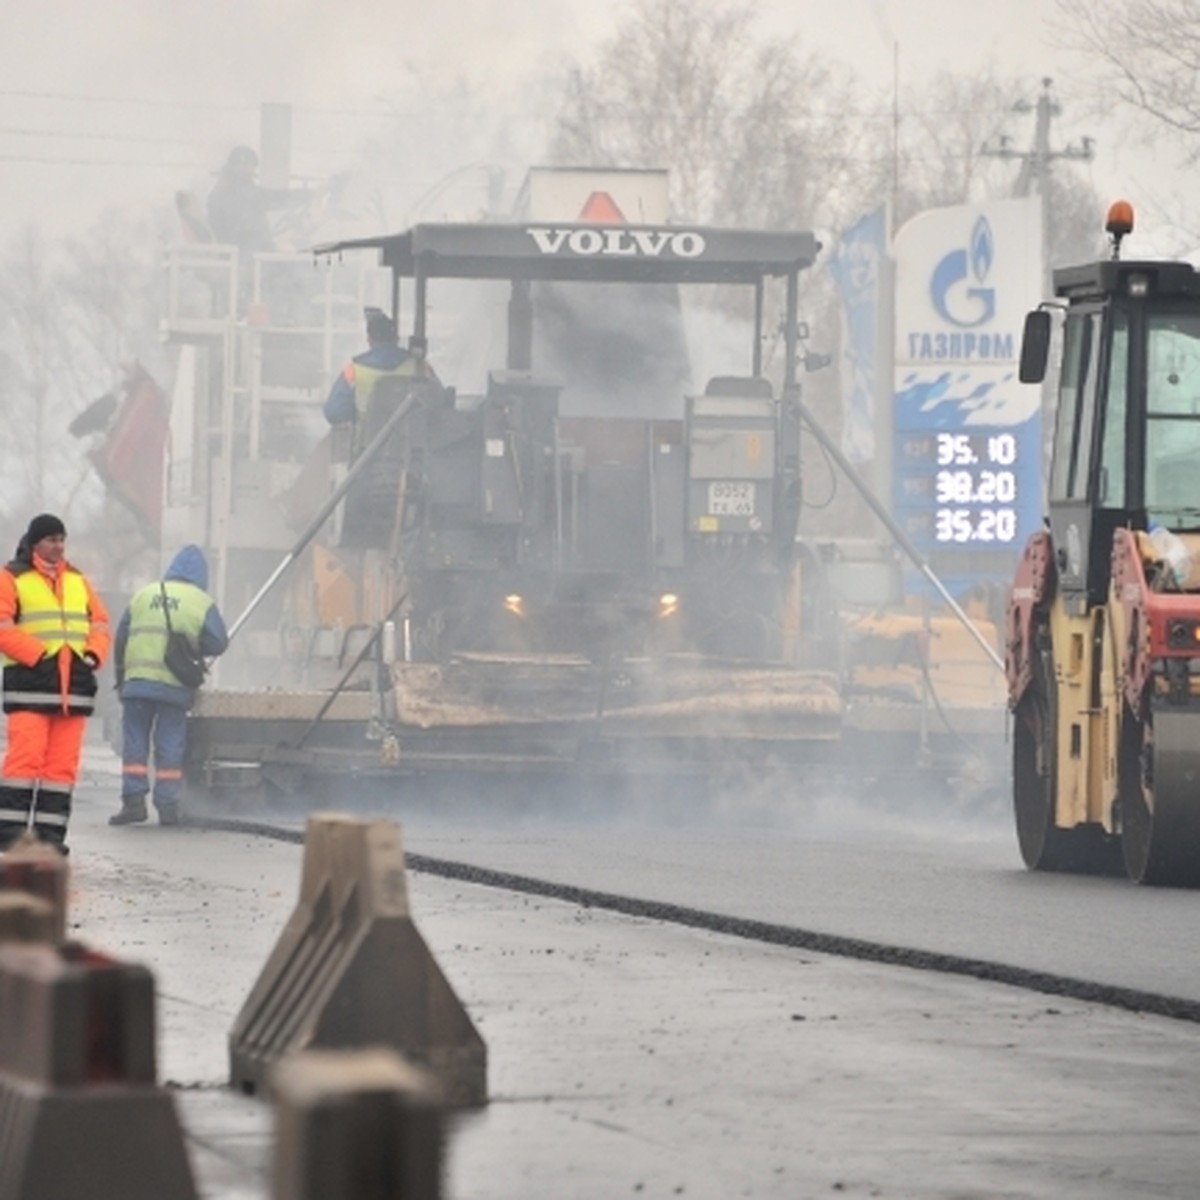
{"left": 109, "top": 800, "right": 148, "bottom": 826}
{"left": 157, "top": 804, "right": 181, "bottom": 827}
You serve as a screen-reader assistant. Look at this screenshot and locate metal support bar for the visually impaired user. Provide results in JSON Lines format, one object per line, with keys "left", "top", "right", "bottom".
{"left": 794, "top": 396, "right": 1005, "bottom": 673}
{"left": 784, "top": 271, "right": 799, "bottom": 392}
{"left": 753, "top": 278, "right": 764, "bottom": 376}
{"left": 226, "top": 392, "right": 421, "bottom": 644}
{"left": 293, "top": 592, "right": 409, "bottom": 749}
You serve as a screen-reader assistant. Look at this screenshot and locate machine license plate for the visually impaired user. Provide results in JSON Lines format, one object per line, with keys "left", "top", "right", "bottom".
{"left": 708, "top": 481, "right": 754, "bottom": 516}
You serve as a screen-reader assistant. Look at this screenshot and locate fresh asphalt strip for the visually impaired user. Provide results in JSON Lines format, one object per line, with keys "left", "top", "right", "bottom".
{"left": 186, "top": 814, "right": 1200, "bottom": 1026}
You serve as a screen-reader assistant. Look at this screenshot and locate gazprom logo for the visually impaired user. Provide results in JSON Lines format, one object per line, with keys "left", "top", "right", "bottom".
{"left": 906, "top": 213, "right": 1015, "bottom": 361}
{"left": 930, "top": 216, "right": 996, "bottom": 328}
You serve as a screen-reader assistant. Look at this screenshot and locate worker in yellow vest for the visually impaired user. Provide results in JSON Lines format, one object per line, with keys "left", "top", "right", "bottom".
{"left": 322, "top": 307, "right": 437, "bottom": 437}
{"left": 109, "top": 544, "right": 228, "bottom": 827}
{"left": 0, "top": 513, "right": 110, "bottom": 854}
{"left": 323, "top": 308, "right": 441, "bottom": 547}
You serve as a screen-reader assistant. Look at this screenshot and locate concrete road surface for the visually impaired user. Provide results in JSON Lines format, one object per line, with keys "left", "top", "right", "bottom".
{"left": 59, "top": 751, "right": 1200, "bottom": 1199}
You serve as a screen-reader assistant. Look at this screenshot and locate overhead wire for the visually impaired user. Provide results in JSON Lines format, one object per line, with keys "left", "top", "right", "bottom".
{"left": 0, "top": 154, "right": 191, "bottom": 167}
{"left": 0, "top": 87, "right": 1047, "bottom": 123}
{"left": 0, "top": 126, "right": 208, "bottom": 144}
{"left": 0, "top": 89, "right": 405, "bottom": 118}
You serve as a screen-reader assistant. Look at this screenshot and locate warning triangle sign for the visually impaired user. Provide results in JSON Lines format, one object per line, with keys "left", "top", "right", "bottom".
{"left": 577, "top": 191, "right": 627, "bottom": 224}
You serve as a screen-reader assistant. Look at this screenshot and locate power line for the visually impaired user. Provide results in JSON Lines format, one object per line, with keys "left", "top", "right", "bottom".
{"left": 0, "top": 89, "right": 399, "bottom": 119}
{"left": 0, "top": 147, "right": 1027, "bottom": 171}
{"left": 0, "top": 89, "right": 251, "bottom": 111}
{"left": 0, "top": 154, "right": 191, "bottom": 167}
{"left": 0, "top": 127, "right": 204, "bottom": 145}
{"left": 0, "top": 86, "right": 1003, "bottom": 123}
{"left": 0, "top": 127, "right": 406, "bottom": 161}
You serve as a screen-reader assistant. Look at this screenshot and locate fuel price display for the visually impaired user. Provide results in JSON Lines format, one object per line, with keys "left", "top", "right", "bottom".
{"left": 932, "top": 432, "right": 1018, "bottom": 542}
{"left": 892, "top": 422, "right": 1042, "bottom": 579}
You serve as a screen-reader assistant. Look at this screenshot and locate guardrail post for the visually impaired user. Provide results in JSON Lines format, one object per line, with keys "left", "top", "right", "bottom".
{"left": 0, "top": 941, "right": 197, "bottom": 1200}
{"left": 230, "top": 812, "right": 486, "bottom": 1106}
{"left": 272, "top": 1048, "right": 443, "bottom": 1199}
{"left": 0, "top": 833, "right": 68, "bottom": 941}
{"left": 0, "top": 892, "right": 56, "bottom": 943}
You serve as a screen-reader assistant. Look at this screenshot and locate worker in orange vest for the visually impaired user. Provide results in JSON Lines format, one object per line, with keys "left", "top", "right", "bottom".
{"left": 0, "top": 514, "right": 110, "bottom": 854}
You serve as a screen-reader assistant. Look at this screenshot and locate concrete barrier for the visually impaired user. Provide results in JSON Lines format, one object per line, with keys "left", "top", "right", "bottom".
{"left": 0, "top": 833, "right": 67, "bottom": 940}
{"left": 229, "top": 812, "right": 487, "bottom": 1106}
{"left": 0, "top": 892, "right": 56, "bottom": 943}
{"left": 0, "top": 941, "right": 197, "bottom": 1200}
{"left": 272, "top": 1048, "right": 443, "bottom": 1199}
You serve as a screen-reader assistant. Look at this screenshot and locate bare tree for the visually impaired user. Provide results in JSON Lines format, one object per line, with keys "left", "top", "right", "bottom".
{"left": 553, "top": 6, "right": 1102, "bottom": 254}
{"left": 891, "top": 72, "right": 1030, "bottom": 221}
{"left": 60, "top": 211, "right": 165, "bottom": 381}
{"left": 551, "top": 0, "right": 872, "bottom": 231}
{"left": 0, "top": 227, "right": 65, "bottom": 514}
{"left": 0, "top": 212, "right": 168, "bottom": 539}
{"left": 1040, "top": 168, "right": 1109, "bottom": 268}
{"left": 1052, "top": 0, "right": 1200, "bottom": 157}
{"left": 856, "top": 71, "right": 1104, "bottom": 271}
{"left": 353, "top": 65, "right": 550, "bottom": 228}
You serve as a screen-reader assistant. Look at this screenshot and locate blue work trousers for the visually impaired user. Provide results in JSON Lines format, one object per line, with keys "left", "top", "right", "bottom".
{"left": 121, "top": 698, "right": 188, "bottom": 813}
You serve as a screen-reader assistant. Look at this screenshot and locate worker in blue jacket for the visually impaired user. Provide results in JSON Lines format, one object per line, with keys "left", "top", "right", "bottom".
{"left": 324, "top": 308, "right": 436, "bottom": 440}
{"left": 109, "top": 545, "right": 229, "bottom": 827}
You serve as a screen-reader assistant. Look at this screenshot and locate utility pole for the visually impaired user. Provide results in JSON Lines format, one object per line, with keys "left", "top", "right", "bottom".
{"left": 982, "top": 79, "right": 1094, "bottom": 497}
{"left": 982, "top": 78, "right": 1094, "bottom": 294}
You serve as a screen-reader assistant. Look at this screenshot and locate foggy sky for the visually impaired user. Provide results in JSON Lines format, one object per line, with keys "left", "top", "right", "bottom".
{"left": 0, "top": 0, "right": 1174, "bottom": 251}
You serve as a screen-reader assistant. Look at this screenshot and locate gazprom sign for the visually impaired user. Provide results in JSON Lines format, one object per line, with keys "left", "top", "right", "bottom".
{"left": 895, "top": 199, "right": 1039, "bottom": 365}
{"left": 891, "top": 197, "right": 1044, "bottom": 594}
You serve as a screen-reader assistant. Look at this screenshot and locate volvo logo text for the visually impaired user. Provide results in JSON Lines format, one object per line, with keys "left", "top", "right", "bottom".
{"left": 526, "top": 227, "right": 706, "bottom": 258}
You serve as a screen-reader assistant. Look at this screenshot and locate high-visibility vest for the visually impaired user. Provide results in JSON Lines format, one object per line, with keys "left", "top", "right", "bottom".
{"left": 123, "top": 580, "right": 211, "bottom": 687}
{"left": 4, "top": 568, "right": 90, "bottom": 663}
{"left": 350, "top": 359, "right": 423, "bottom": 456}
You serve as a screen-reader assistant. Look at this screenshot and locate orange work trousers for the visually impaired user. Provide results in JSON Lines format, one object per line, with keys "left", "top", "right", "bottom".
{"left": 0, "top": 710, "right": 87, "bottom": 847}
{"left": 4, "top": 710, "right": 87, "bottom": 785}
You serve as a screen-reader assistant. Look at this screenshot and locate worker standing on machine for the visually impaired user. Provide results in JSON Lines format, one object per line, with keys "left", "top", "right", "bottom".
{"left": 324, "top": 309, "right": 440, "bottom": 547}
{"left": 323, "top": 308, "right": 437, "bottom": 440}
{"left": 0, "top": 513, "right": 110, "bottom": 855}
{"left": 207, "top": 144, "right": 311, "bottom": 256}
